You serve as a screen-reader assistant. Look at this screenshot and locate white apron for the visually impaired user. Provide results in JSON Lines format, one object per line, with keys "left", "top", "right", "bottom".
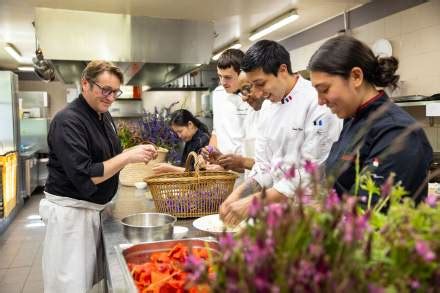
{"left": 39, "top": 192, "right": 107, "bottom": 293}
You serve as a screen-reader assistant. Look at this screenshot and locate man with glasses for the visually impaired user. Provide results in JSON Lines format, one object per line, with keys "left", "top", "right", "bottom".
{"left": 40, "top": 61, "right": 157, "bottom": 293}
{"left": 213, "top": 72, "right": 269, "bottom": 176}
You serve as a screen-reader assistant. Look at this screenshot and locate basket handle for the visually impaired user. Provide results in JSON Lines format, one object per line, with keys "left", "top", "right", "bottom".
{"left": 184, "top": 151, "right": 201, "bottom": 175}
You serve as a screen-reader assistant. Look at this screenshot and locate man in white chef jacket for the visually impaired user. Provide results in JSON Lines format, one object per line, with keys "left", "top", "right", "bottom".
{"left": 220, "top": 40, "right": 343, "bottom": 225}
{"left": 208, "top": 49, "right": 249, "bottom": 158}
{"left": 215, "top": 71, "right": 269, "bottom": 178}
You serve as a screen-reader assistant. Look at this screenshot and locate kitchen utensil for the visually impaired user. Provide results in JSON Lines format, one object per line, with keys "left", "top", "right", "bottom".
{"left": 115, "top": 237, "right": 219, "bottom": 292}
{"left": 121, "top": 213, "right": 176, "bottom": 243}
{"left": 193, "top": 214, "right": 243, "bottom": 234}
{"left": 134, "top": 181, "right": 147, "bottom": 189}
{"left": 173, "top": 226, "right": 189, "bottom": 239}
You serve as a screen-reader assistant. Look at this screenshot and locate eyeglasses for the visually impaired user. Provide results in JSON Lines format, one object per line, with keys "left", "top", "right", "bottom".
{"left": 235, "top": 84, "right": 253, "bottom": 97}
{"left": 89, "top": 80, "right": 123, "bottom": 98}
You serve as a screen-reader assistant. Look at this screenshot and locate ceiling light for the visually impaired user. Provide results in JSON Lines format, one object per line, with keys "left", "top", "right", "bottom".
{"left": 17, "top": 66, "right": 35, "bottom": 72}
{"left": 212, "top": 41, "right": 242, "bottom": 61}
{"left": 4, "top": 43, "right": 22, "bottom": 62}
{"left": 249, "top": 9, "right": 299, "bottom": 42}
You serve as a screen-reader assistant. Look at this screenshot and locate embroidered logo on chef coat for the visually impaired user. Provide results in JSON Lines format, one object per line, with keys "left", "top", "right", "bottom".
{"left": 313, "top": 119, "right": 326, "bottom": 134}
{"left": 281, "top": 95, "right": 293, "bottom": 104}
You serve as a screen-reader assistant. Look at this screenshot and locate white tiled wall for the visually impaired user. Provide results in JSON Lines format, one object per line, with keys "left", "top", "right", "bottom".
{"left": 141, "top": 90, "right": 207, "bottom": 115}
{"left": 289, "top": 0, "right": 440, "bottom": 151}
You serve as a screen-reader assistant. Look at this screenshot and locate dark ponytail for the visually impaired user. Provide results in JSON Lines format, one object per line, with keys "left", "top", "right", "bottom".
{"left": 170, "top": 109, "right": 209, "bottom": 134}
{"left": 308, "top": 35, "right": 400, "bottom": 90}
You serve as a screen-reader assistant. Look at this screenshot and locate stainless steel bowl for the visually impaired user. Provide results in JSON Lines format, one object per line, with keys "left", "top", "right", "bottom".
{"left": 121, "top": 213, "right": 177, "bottom": 243}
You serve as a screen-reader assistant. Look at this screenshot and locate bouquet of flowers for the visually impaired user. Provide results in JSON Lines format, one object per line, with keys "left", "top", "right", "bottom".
{"left": 117, "top": 102, "right": 181, "bottom": 164}
{"left": 186, "top": 162, "right": 440, "bottom": 292}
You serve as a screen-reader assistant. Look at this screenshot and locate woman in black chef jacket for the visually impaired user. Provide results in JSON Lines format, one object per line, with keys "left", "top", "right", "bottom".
{"left": 307, "top": 35, "right": 433, "bottom": 205}
{"left": 152, "top": 109, "right": 210, "bottom": 174}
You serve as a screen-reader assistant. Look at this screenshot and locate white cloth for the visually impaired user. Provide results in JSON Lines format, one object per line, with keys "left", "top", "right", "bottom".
{"left": 242, "top": 101, "right": 270, "bottom": 179}
{"left": 249, "top": 76, "right": 343, "bottom": 197}
{"left": 211, "top": 86, "right": 249, "bottom": 155}
{"left": 39, "top": 192, "right": 106, "bottom": 293}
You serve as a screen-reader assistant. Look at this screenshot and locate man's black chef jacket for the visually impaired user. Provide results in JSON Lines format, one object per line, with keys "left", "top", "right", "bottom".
{"left": 45, "top": 94, "right": 122, "bottom": 204}
{"left": 325, "top": 91, "right": 433, "bottom": 204}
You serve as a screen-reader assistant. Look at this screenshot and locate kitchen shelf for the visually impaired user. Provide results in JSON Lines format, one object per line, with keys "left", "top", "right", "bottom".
{"left": 395, "top": 100, "right": 440, "bottom": 107}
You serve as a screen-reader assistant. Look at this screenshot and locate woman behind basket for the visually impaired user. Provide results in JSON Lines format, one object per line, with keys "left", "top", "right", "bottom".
{"left": 152, "top": 109, "right": 210, "bottom": 174}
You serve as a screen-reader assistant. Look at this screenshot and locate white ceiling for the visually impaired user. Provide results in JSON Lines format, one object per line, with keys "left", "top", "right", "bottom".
{"left": 0, "top": 0, "right": 368, "bottom": 70}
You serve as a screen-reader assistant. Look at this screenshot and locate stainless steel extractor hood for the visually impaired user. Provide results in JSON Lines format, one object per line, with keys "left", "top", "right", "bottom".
{"left": 34, "top": 8, "right": 215, "bottom": 87}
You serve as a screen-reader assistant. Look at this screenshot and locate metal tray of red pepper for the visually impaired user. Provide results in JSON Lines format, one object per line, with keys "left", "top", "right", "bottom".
{"left": 115, "top": 237, "right": 219, "bottom": 292}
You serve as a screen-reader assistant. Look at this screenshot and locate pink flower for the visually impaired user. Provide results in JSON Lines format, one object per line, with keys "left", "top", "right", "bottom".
{"left": 341, "top": 212, "right": 370, "bottom": 244}
{"left": 325, "top": 189, "right": 341, "bottom": 210}
{"left": 368, "top": 284, "right": 385, "bottom": 293}
{"left": 304, "top": 160, "right": 318, "bottom": 174}
{"left": 309, "top": 244, "right": 323, "bottom": 257}
{"left": 284, "top": 165, "right": 296, "bottom": 179}
{"left": 249, "top": 196, "right": 262, "bottom": 218}
{"left": 380, "top": 175, "right": 394, "bottom": 198}
{"left": 219, "top": 233, "right": 236, "bottom": 261}
{"left": 425, "top": 194, "right": 438, "bottom": 208}
{"left": 267, "top": 204, "right": 284, "bottom": 228}
{"left": 184, "top": 255, "right": 206, "bottom": 283}
{"left": 415, "top": 240, "right": 436, "bottom": 262}
{"left": 410, "top": 279, "right": 420, "bottom": 289}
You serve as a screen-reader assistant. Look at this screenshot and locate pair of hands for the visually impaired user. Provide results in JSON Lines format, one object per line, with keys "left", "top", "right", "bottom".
{"left": 200, "top": 146, "right": 244, "bottom": 171}
{"left": 124, "top": 144, "right": 157, "bottom": 164}
{"left": 219, "top": 192, "right": 254, "bottom": 227}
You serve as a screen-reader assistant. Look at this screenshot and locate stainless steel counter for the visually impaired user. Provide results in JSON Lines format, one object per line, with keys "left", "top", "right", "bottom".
{"left": 101, "top": 185, "right": 210, "bottom": 292}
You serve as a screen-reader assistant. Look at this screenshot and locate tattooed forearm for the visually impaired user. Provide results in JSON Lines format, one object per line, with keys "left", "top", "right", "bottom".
{"left": 240, "top": 178, "right": 262, "bottom": 199}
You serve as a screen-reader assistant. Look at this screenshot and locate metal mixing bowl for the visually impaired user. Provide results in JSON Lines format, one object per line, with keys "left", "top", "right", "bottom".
{"left": 121, "top": 213, "right": 177, "bottom": 243}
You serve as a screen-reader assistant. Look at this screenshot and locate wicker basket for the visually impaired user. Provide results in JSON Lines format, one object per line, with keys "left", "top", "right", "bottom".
{"left": 145, "top": 152, "right": 238, "bottom": 218}
{"left": 119, "top": 147, "right": 168, "bottom": 186}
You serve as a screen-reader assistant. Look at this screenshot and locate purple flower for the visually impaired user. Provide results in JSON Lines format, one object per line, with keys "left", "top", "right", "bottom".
{"left": 415, "top": 240, "right": 436, "bottom": 262}
{"left": 304, "top": 160, "right": 318, "bottom": 174}
{"left": 425, "top": 194, "right": 438, "bottom": 208}
{"left": 380, "top": 174, "right": 395, "bottom": 198}
{"left": 249, "top": 196, "right": 262, "bottom": 218}
{"left": 244, "top": 243, "right": 265, "bottom": 268}
{"left": 184, "top": 255, "right": 206, "bottom": 283}
{"left": 266, "top": 204, "right": 284, "bottom": 228}
{"left": 309, "top": 244, "right": 323, "bottom": 257}
{"left": 284, "top": 165, "right": 296, "bottom": 179}
{"left": 254, "top": 275, "right": 272, "bottom": 292}
{"left": 410, "top": 279, "right": 420, "bottom": 289}
{"left": 341, "top": 212, "right": 370, "bottom": 244}
{"left": 219, "top": 233, "right": 236, "bottom": 261}
{"left": 325, "top": 189, "right": 340, "bottom": 210}
{"left": 368, "top": 284, "right": 385, "bottom": 293}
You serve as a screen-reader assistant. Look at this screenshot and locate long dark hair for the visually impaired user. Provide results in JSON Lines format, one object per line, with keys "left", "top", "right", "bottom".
{"left": 170, "top": 109, "right": 209, "bottom": 134}
{"left": 308, "top": 35, "right": 399, "bottom": 90}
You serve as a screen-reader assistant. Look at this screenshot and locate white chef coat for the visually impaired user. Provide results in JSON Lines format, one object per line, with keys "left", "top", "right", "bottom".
{"left": 249, "top": 76, "right": 343, "bottom": 197}
{"left": 242, "top": 100, "right": 271, "bottom": 179}
{"left": 39, "top": 192, "right": 106, "bottom": 293}
{"left": 212, "top": 86, "right": 249, "bottom": 155}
